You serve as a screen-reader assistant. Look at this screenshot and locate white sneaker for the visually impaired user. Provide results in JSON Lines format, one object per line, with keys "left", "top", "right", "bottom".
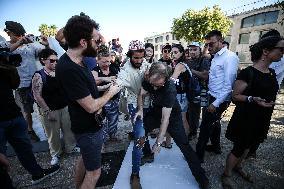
{"left": 50, "top": 156, "right": 60, "bottom": 165}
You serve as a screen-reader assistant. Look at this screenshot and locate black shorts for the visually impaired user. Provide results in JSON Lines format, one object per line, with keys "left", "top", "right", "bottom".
{"left": 75, "top": 129, "right": 103, "bottom": 171}
{"left": 15, "top": 87, "right": 34, "bottom": 114}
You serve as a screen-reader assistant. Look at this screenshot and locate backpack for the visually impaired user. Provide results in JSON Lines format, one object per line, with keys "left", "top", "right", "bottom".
{"left": 180, "top": 63, "right": 201, "bottom": 102}
{"left": 30, "top": 69, "right": 47, "bottom": 101}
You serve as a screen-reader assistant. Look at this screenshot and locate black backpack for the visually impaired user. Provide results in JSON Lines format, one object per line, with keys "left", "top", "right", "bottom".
{"left": 180, "top": 63, "right": 201, "bottom": 102}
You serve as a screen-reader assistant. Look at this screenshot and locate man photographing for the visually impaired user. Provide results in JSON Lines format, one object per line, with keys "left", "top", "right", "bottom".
{"left": 0, "top": 50, "right": 60, "bottom": 186}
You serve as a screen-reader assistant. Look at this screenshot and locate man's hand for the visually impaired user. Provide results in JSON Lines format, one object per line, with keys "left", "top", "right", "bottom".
{"left": 47, "top": 111, "right": 57, "bottom": 121}
{"left": 108, "top": 83, "right": 121, "bottom": 96}
{"left": 40, "top": 35, "right": 49, "bottom": 47}
{"left": 0, "top": 153, "right": 10, "bottom": 171}
{"left": 133, "top": 110, "right": 143, "bottom": 122}
{"left": 207, "top": 103, "right": 216, "bottom": 113}
{"left": 253, "top": 97, "right": 274, "bottom": 108}
{"left": 152, "top": 141, "right": 162, "bottom": 154}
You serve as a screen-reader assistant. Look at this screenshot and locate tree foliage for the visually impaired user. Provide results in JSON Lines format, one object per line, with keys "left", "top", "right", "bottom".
{"left": 172, "top": 5, "right": 232, "bottom": 43}
{"left": 38, "top": 24, "right": 57, "bottom": 37}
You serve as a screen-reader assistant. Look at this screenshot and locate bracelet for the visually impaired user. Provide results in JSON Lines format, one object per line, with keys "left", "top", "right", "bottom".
{"left": 247, "top": 96, "right": 253, "bottom": 103}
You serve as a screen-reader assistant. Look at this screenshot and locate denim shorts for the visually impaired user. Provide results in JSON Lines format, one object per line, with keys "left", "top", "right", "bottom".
{"left": 176, "top": 93, "right": 188, "bottom": 112}
{"left": 75, "top": 129, "right": 103, "bottom": 171}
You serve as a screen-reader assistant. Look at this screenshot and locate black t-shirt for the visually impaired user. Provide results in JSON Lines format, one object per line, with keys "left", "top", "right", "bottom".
{"left": 39, "top": 72, "right": 68, "bottom": 110}
{"left": 93, "top": 66, "right": 119, "bottom": 100}
{"left": 142, "top": 79, "right": 181, "bottom": 121}
{"left": 56, "top": 53, "right": 101, "bottom": 134}
{"left": 0, "top": 69, "right": 22, "bottom": 121}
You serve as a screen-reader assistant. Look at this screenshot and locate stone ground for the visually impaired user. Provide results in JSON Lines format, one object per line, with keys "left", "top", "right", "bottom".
{"left": 7, "top": 88, "right": 284, "bottom": 189}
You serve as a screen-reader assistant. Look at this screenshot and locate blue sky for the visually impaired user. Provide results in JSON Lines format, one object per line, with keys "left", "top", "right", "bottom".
{"left": 0, "top": 0, "right": 278, "bottom": 50}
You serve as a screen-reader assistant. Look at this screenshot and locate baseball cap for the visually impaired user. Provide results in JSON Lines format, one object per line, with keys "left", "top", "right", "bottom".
{"left": 188, "top": 42, "right": 200, "bottom": 47}
{"left": 4, "top": 21, "right": 26, "bottom": 36}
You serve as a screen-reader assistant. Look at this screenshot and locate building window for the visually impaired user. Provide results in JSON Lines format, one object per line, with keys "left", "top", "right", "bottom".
{"left": 239, "top": 33, "right": 250, "bottom": 44}
{"left": 147, "top": 39, "right": 153, "bottom": 43}
{"left": 224, "top": 36, "right": 231, "bottom": 43}
{"left": 160, "top": 45, "right": 163, "bottom": 51}
{"left": 155, "top": 54, "right": 158, "bottom": 60}
{"left": 155, "top": 45, "right": 158, "bottom": 51}
{"left": 259, "top": 30, "right": 268, "bottom": 40}
{"left": 241, "top": 11, "right": 279, "bottom": 28}
{"left": 155, "top": 37, "right": 159, "bottom": 43}
{"left": 237, "top": 52, "right": 246, "bottom": 62}
{"left": 265, "top": 11, "right": 279, "bottom": 24}
{"left": 172, "top": 34, "right": 176, "bottom": 40}
{"left": 159, "top": 36, "right": 163, "bottom": 43}
{"left": 166, "top": 35, "right": 169, "bottom": 41}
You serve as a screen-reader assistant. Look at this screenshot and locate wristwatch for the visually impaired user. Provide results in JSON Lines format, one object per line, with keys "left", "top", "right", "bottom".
{"left": 247, "top": 96, "right": 253, "bottom": 103}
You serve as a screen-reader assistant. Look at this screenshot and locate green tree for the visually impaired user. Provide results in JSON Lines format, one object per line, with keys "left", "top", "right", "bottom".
{"left": 172, "top": 5, "right": 232, "bottom": 43}
{"left": 38, "top": 24, "right": 57, "bottom": 37}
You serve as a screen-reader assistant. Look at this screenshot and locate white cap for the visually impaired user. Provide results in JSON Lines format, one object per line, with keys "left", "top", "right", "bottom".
{"left": 188, "top": 42, "right": 200, "bottom": 47}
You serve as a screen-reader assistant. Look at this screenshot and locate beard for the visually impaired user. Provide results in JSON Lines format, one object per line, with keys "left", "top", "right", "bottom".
{"left": 82, "top": 41, "right": 97, "bottom": 57}
{"left": 130, "top": 59, "right": 142, "bottom": 69}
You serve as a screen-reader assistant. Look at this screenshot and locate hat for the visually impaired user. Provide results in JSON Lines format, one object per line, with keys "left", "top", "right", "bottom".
{"left": 128, "top": 40, "right": 144, "bottom": 51}
{"left": 4, "top": 21, "right": 26, "bottom": 36}
{"left": 188, "top": 42, "right": 200, "bottom": 47}
{"left": 98, "top": 44, "right": 109, "bottom": 56}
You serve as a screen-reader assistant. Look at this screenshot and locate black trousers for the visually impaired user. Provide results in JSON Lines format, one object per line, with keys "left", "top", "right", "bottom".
{"left": 188, "top": 101, "right": 201, "bottom": 134}
{"left": 143, "top": 111, "right": 209, "bottom": 187}
{"left": 196, "top": 95, "right": 229, "bottom": 161}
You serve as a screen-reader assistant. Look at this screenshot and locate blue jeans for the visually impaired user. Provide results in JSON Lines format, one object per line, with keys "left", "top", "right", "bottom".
{"left": 128, "top": 104, "right": 147, "bottom": 174}
{"left": 103, "top": 98, "right": 119, "bottom": 139}
{"left": 0, "top": 116, "right": 42, "bottom": 176}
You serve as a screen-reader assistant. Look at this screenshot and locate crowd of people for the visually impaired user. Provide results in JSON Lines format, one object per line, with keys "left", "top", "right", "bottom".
{"left": 0, "top": 12, "right": 283, "bottom": 189}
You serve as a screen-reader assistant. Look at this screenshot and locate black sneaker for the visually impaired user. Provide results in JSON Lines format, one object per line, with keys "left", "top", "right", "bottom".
{"left": 32, "top": 165, "right": 60, "bottom": 185}
{"left": 28, "top": 130, "right": 40, "bottom": 142}
{"left": 140, "top": 153, "right": 154, "bottom": 166}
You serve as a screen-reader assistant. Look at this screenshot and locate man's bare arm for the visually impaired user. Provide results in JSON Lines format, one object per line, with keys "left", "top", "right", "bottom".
{"left": 157, "top": 107, "right": 172, "bottom": 143}
{"left": 32, "top": 73, "right": 50, "bottom": 111}
{"left": 77, "top": 84, "right": 120, "bottom": 113}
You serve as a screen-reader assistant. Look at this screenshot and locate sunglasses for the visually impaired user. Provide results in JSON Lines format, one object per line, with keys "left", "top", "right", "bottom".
{"left": 205, "top": 40, "right": 219, "bottom": 48}
{"left": 163, "top": 49, "right": 171, "bottom": 53}
{"left": 91, "top": 38, "right": 102, "bottom": 45}
{"left": 47, "top": 59, "right": 58, "bottom": 63}
{"left": 274, "top": 47, "right": 284, "bottom": 52}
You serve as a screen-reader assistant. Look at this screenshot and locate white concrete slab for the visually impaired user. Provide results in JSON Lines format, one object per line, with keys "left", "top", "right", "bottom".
{"left": 113, "top": 139, "right": 200, "bottom": 189}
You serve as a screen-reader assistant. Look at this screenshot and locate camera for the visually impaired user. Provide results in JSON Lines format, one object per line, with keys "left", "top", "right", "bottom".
{"left": 25, "top": 34, "right": 42, "bottom": 43}
{"left": 0, "top": 48, "right": 22, "bottom": 67}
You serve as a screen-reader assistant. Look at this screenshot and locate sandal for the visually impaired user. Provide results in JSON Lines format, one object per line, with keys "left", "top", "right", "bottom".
{"left": 233, "top": 167, "right": 253, "bottom": 183}
{"left": 221, "top": 173, "right": 234, "bottom": 189}
{"left": 161, "top": 141, "right": 173, "bottom": 149}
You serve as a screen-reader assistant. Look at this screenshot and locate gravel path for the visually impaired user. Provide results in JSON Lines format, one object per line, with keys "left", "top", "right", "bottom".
{"left": 7, "top": 88, "right": 284, "bottom": 189}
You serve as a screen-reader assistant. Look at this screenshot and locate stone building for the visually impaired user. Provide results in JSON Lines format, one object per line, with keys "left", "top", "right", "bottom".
{"left": 144, "top": 32, "right": 187, "bottom": 60}
{"left": 227, "top": 4, "right": 283, "bottom": 66}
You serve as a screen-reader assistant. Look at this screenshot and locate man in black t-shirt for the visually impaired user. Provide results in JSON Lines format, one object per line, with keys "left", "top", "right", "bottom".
{"left": 133, "top": 62, "right": 209, "bottom": 189}
{"left": 186, "top": 42, "right": 210, "bottom": 140}
{"left": 158, "top": 44, "right": 172, "bottom": 65}
{"left": 55, "top": 14, "right": 120, "bottom": 189}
